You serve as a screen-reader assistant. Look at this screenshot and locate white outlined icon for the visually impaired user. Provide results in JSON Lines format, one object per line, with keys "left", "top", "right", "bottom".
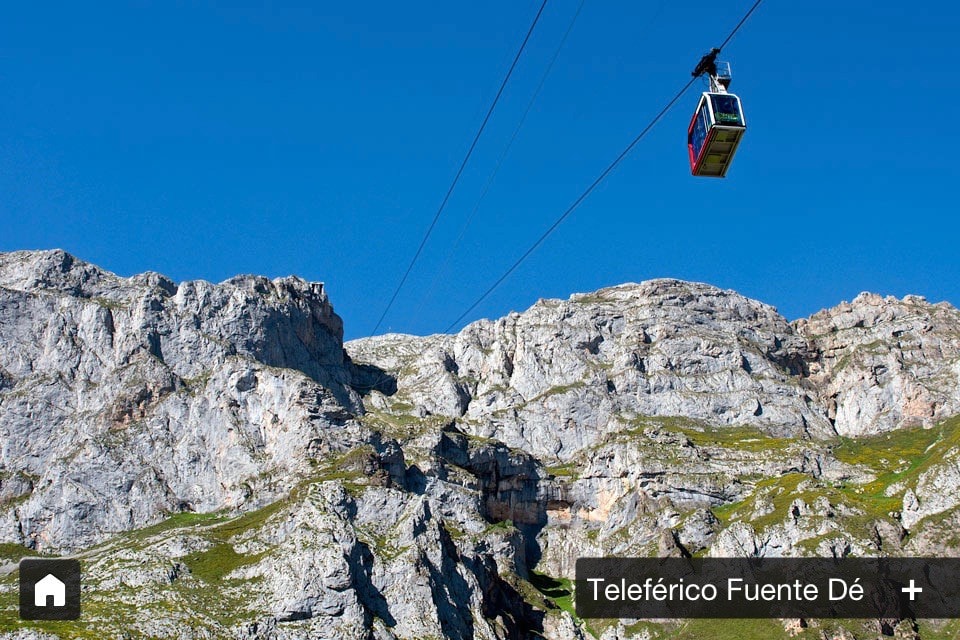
{"left": 34, "top": 573, "right": 67, "bottom": 607}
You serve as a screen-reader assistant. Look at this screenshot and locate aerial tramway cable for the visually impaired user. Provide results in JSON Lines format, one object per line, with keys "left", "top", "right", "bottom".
{"left": 441, "top": 77, "right": 697, "bottom": 333}
{"left": 441, "top": 0, "right": 765, "bottom": 334}
{"left": 370, "top": 0, "right": 550, "bottom": 336}
{"left": 718, "top": 0, "right": 765, "bottom": 50}
{"left": 413, "top": 0, "right": 587, "bottom": 319}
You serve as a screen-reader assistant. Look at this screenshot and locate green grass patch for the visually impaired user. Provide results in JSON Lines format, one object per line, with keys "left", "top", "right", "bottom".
{"left": 676, "top": 423, "right": 793, "bottom": 453}
{"left": 712, "top": 473, "right": 807, "bottom": 530}
{"left": 0, "top": 542, "right": 40, "bottom": 562}
{"left": 672, "top": 618, "right": 820, "bottom": 640}
{"left": 529, "top": 571, "right": 576, "bottom": 618}
{"left": 92, "top": 296, "right": 128, "bottom": 310}
{"left": 621, "top": 414, "right": 700, "bottom": 433}
{"left": 386, "top": 399, "right": 415, "bottom": 413}
{"left": 442, "top": 521, "right": 467, "bottom": 541}
{"left": 834, "top": 415, "right": 960, "bottom": 498}
{"left": 360, "top": 409, "right": 443, "bottom": 440}
{"left": 572, "top": 293, "right": 612, "bottom": 305}
{"left": 482, "top": 519, "right": 515, "bottom": 535}
{"left": 181, "top": 542, "right": 266, "bottom": 582}
{"left": 916, "top": 618, "right": 960, "bottom": 640}
{"left": 544, "top": 462, "right": 579, "bottom": 479}
{"left": 710, "top": 417, "right": 960, "bottom": 543}
{"left": 530, "top": 382, "right": 587, "bottom": 403}
{"left": 124, "top": 511, "right": 229, "bottom": 543}
{"left": 207, "top": 498, "right": 288, "bottom": 541}
{"left": 356, "top": 528, "right": 409, "bottom": 563}
{"left": 712, "top": 467, "right": 911, "bottom": 548}
{"left": 618, "top": 415, "right": 800, "bottom": 454}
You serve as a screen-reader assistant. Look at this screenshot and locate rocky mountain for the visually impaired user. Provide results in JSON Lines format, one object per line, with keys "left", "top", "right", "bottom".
{"left": 1, "top": 250, "right": 959, "bottom": 639}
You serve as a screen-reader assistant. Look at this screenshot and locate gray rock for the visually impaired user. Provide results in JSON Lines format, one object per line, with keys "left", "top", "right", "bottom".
{"left": 0, "top": 250, "right": 375, "bottom": 551}
{"left": 3, "top": 251, "right": 960, "bottom": 639}
{"left": 349, "top": 280, "right": 840, "bottom": 462}
{"left": 797, "top": 292, "right": 960, "bottom": 436}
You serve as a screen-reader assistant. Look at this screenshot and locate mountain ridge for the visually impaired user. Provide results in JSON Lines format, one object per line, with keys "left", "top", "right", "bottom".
{"left": 2, "top": 250, "right": 960, "bottom": 639}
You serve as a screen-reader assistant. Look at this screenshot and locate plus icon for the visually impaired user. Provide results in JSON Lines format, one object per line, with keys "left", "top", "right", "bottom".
{"left": 902, "top": 579, "right": 923, "bottom": 601}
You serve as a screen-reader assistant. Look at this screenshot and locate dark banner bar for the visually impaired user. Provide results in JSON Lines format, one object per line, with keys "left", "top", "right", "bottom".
{"left": 576, "top": 558, "right": 960, "bottom": 619}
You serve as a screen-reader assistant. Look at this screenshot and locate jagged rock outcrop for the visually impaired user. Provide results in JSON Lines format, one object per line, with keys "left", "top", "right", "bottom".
{"left": 2, "top": 251, "right": 960, "bottom": 640}
{"left": 0, "top": 250, "right": 378, "bottom": 551}
{"left": 350, "top": 280, "right": 838, "bottom": 461}
{"left": 796, "top": 292, "right": 960, "bottom": 436}
{"left": 352, "top": 282, "right": 960, "bottom": 451}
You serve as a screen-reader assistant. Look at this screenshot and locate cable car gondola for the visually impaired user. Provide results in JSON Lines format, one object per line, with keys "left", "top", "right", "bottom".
{"left": 688, "top": 49, "right": 746, "bottom": 178}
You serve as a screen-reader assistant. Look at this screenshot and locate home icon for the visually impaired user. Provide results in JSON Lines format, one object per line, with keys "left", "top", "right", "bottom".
{"left": 18, "top": 558, "right": 81, "bottom": 620}
{"left": 34, "top": 573, "right": 66, "bottom": 607}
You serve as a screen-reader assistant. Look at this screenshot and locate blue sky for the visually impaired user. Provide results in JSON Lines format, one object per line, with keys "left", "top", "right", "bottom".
{"left": 1, "top": 1, "right": 957, "bottom": 339}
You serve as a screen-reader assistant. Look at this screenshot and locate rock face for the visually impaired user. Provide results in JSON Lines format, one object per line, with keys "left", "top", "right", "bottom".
{"left": 351, "top": 281, "right": 960, "bottom": 450}
{"left": 1, "top": 251, "right": 960, "bottom": 640}
{"left": 0, "top": 249, "right": 377, "bottom": 551}
{"left": 797, "top": 292, "right": 960, "bottom": 436}
{"left": 350, "top": 280, "right": 836, "bottom": 460}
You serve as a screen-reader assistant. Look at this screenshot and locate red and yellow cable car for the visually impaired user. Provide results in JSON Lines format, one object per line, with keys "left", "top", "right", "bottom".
{"left": 687, "top": 51, "right": 747, "bottom": 178}
{"left": 687, "top": 91, "right": 746, "bottom": 177}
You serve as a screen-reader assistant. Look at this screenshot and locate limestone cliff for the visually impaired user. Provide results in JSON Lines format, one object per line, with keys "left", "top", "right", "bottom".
{"left": 1, "top": 251, "right": 959, "bottom": 640}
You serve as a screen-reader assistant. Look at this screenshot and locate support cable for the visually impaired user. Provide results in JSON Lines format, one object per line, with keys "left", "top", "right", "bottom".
{"left": 442, "top": 76, "right": 697, "bottom": 333}
{"left": 370, "top": 0, "right": 550, "bottom": 335}
{"left": 413, "top": 0, "right": 587, "bottom": 318}
{"left": 441, "top": 0, "right": 764, "bottom": 333}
